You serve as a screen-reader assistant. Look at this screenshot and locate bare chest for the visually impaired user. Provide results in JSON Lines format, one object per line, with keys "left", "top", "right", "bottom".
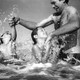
{"left": 0, "top": 42, "right": 12, "bottom": 55}
{"left": 54, "top": 13, "right": 69, "bottom": 29}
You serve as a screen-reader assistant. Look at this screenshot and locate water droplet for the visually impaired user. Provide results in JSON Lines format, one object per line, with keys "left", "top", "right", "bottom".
{"left": 0, "top": 20, "right": 2, "bottom": 26}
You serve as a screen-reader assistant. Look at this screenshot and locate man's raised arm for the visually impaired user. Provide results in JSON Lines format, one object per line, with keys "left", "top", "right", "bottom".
{"left": 19, "top": 18, "right": 37, "bottom": 30}
{"left": 12, "top": 15, "right": 55, "bottom": 30}
{"left": 36, "top": 15, "right": 55, "bottom": 28}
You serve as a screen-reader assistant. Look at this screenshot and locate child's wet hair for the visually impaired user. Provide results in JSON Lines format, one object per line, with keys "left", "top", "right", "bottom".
{"left": 0, "top": 31, "right": 12, "bottom": 42}
{"left": 1, "top": 31, "right": 11, "bottom": 37}
{"left": 0, "top": 38, "right": 3, "bottom": 44}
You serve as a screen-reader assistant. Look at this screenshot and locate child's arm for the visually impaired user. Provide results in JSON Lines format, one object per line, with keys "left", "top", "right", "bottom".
{"left": 32, "top": 45, "right": 41, "bottom": 62}
{"left": 42, "top": 42, "right": 51, "bottom": 62}
{"left": 11, "top": 26, "right": 17, "bottom": 42}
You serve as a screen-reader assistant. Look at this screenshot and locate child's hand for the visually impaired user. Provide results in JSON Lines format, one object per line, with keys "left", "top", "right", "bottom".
{"left": 45, "top": 32, "right": 55, "bottom": 44}
{"left": 45, "top": 36, "right": 51, "bottom": 45}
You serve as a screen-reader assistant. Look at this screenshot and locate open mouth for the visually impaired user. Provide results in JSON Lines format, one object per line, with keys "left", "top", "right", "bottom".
{"left": 53, "top": 6, "right": 59, "bottom": 10}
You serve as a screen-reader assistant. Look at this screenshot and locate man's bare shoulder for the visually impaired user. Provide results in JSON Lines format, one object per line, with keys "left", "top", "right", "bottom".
{"left": 66, "top": 6, "right": 78, "bottom": 15}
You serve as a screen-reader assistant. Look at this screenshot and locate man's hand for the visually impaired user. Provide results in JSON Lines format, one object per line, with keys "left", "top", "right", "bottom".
{"left": 9, "top": 17, "right": 20, "bottom": 27}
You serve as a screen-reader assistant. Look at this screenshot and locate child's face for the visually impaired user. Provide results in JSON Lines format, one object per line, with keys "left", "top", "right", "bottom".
{"left": 1, "top": 32, "right": 12, "bottom": 44}
{"left": 37, "top": 28, "right": 47, "bottom": 39}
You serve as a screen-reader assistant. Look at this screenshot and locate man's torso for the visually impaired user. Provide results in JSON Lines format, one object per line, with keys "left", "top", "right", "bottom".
{"left": 53, "top": 6, "right": 80, "bottom": 52}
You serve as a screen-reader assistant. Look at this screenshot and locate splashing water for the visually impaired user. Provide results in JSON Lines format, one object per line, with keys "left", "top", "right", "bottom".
{"left": 0, "top": 5, "right": 19, "bottom": 34}
{"left": 3, "top": 5, "right": 19, "bottom": 23}
{"left": 0, "top": 20, "right": 2, "bottom": 26}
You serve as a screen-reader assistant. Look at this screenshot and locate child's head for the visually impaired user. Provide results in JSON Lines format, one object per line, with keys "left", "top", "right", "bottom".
{"left": 31, "top": 27, "right": 47, "bottom": 44}
{"left": 0, "top": 31, "right": 12, "bottom": 44}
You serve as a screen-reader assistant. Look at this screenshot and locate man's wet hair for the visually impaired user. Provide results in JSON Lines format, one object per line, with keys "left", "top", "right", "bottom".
{"left": 64, "top": 0, "right": 69, "bottom": 4}
{"left": 31, "top": 27, "right": 38, "bottom": 44}
{"left": 58, "top": 0, "right": 69, "bottom": 4}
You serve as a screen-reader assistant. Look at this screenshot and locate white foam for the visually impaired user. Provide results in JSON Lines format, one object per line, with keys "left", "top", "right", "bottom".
{"left": 15, "top": 63, "right": 52, "bottom": 74}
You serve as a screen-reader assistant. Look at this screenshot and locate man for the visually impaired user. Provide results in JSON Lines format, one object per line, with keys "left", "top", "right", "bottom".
{"left": 12, "top": 0, "right": 80, "bottom": 59}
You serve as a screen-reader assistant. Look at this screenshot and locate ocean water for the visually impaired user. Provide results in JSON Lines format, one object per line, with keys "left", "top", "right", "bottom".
{"left": 0, "top": 62, "right": 80, "bottom": 80}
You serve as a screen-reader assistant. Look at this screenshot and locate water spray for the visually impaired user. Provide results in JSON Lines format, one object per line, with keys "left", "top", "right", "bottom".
{"left": 0, "top": 4, "right": 19, "bottom": 35}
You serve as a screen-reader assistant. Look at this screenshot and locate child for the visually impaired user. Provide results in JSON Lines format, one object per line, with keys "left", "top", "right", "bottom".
{"left": 31, "top": 27, "right": 51, "bottom": 63}
{"left": 0, "top": 25, "right": 17, "bottom": 60}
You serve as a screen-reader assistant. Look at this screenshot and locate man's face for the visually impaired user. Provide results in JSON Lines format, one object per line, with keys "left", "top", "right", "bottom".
{"left": 37, "top": 28, "right": 47, "bottom": 39}
{"left": 51, "top": 0, "right": 64, "bottom": 12}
